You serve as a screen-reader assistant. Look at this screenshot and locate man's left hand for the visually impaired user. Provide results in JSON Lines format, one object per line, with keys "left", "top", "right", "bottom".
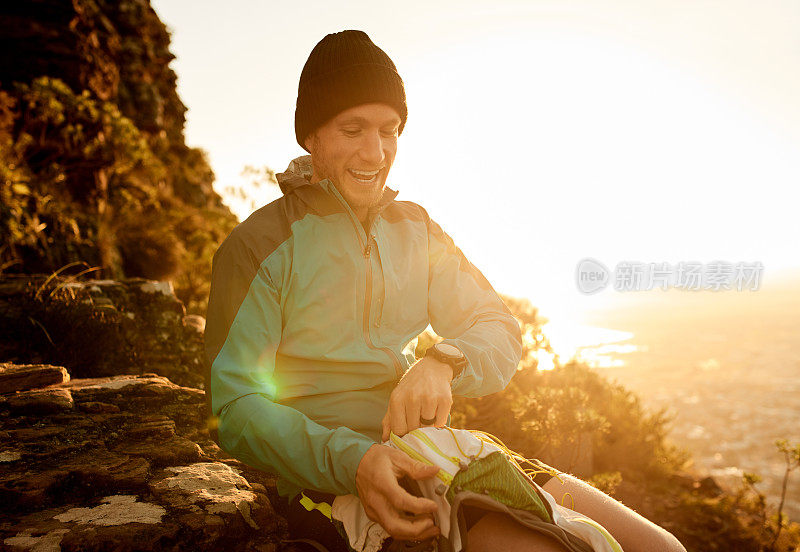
{"left": 381, "top": 357, "right": 453, "bottom": 441}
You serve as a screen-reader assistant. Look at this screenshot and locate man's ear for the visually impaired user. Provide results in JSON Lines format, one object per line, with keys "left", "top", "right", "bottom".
{"left": 303, "top": 133, "right": 314, "bottom": 153}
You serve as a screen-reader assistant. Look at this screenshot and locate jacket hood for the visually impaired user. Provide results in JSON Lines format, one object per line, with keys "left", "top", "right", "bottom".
{"left": 276, "top": 154, "right": 400, "bottom": 218}
{"left": 276, "top": 155, "right": 316, "bottom": 196}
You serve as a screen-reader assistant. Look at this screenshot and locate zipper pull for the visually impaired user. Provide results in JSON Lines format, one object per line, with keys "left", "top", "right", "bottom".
{"left": 364, "top": 234, "right": 376, "bottom": 258}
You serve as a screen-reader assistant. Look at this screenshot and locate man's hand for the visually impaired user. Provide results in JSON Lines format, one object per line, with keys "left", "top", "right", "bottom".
{"left": 355, "top": 444, "right": 441, "bottom": 540}
{"left": 381, "top": 357, "right": 453, "bottom": 442}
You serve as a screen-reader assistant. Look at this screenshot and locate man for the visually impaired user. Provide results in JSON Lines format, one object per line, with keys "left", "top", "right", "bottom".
{"left": 205, "top": 30, "right": 686, "bottom": 552}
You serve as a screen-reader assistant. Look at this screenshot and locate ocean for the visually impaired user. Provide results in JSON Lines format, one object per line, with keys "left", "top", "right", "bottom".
{"left": 536, "top": 268, "right": 800, "bottom": 520}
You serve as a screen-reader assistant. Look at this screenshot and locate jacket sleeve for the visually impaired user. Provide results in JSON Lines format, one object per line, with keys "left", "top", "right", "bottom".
{"left": 204, "top": 233, "right": 375, "bottom": 497}
{"left": 421, "top": 207, "right": 523, "bottom": 398}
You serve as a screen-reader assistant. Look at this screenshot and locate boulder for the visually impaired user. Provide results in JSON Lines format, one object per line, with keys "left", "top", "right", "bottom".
{"left": 0, "top": 363, "right": 70, "bottom": 394}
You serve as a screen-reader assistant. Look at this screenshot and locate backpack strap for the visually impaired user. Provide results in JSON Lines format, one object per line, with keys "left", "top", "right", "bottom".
{"left": 299, "top": 490, "right": 333, "bottom": 520}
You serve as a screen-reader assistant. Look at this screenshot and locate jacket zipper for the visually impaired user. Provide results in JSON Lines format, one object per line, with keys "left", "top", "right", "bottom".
{"left": 363, "top": 229, "right": 404, "bottom": 378}
{"left": 374, "top": 286, "right": 385, "bottom": 328}
{"left": 322, "top": 180, "right": 405, "bottom": 378}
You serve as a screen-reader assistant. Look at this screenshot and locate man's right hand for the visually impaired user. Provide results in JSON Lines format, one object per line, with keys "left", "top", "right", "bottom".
{"left": 355, "top": 444, "right": 441, "bottom": 540}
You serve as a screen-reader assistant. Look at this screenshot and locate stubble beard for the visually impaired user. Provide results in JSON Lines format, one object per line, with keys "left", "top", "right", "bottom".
{"left": 311, "top": 148, "right": 386, "bottom": 218}
{"left": 344, "top": 176, "right": 386, "bottom": 216}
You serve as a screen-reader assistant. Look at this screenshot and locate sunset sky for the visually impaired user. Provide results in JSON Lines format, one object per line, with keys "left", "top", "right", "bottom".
{"left": 151, "top": 0, "right": 800, "bottom": 323}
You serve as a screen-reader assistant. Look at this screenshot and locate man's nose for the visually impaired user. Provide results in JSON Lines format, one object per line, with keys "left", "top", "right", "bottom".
{"left": 359, "top": 130, "right": 386, "bottom": 166}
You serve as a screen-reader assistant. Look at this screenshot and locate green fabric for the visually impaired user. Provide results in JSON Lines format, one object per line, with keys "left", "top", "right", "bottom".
{"left": 206, "top": 155, "right": 523, "bottom": 501}
{"left": 446, "top": 451, "right": 553, "bottom": 523}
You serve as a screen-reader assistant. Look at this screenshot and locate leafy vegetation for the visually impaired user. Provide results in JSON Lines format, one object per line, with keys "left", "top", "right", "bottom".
{"left": 1, "top": 0, "right": 238, "bottom": 314}
{"left": 0, "top": 76, "right": 237, "bottom": 315}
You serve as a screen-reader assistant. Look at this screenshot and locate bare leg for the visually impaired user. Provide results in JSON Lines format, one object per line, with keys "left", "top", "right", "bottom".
{"left": 541, "top": 473, "right": 687, "bottom": 552}
{"left": 465, "top": 511, "right": 570, "bottom": 552}
{"left": 464, "top": 473, "right": 687, "bottom": 552}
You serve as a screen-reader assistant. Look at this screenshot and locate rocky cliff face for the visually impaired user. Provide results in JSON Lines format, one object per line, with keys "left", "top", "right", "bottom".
{"left": 0, "top": 0, "right": 225, "bottom": 211}
{"left": 0, "top": 0, "right": 195, "bottom": 168}
{"left": 0, "top": 0, "right": 239, "bottom": 314}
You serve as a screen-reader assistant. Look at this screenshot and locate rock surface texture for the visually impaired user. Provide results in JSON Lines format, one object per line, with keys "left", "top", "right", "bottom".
{"left": 0, "top": 364, "right": 293, "bottom": 552}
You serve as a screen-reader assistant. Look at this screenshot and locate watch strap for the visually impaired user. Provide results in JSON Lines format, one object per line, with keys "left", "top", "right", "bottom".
{"left": 425, "top": 342, "right": 467, "bottom": 380}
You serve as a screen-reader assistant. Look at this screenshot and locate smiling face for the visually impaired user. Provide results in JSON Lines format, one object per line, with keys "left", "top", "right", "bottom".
{"left": 305, "top": 103, "right": 401, "bottom": 223}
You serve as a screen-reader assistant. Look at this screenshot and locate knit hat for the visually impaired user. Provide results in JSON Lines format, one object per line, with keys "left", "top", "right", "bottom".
{"left": 295, "top": 30, "right": 407, "bottom": 152}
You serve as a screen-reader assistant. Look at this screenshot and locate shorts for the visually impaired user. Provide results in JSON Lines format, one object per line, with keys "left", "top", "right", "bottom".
{"left": 272, "top": 464, "right": 556, "bottom": 552}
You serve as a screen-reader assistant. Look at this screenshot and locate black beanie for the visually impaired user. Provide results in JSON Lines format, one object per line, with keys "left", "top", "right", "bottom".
{"left": 295, "top": 30, "right": 407, "bottom": 153}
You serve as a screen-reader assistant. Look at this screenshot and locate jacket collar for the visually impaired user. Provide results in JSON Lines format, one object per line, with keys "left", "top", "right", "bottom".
{"left": 276, "top": 155, "right": 399, "bottom": 218}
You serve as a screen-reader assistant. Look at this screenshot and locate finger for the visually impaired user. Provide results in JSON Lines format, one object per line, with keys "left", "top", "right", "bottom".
{"left": 395, "top": 453, "right": 441, "bottom": 483}
{"left": 382, "top": 512, "right": 439, "bottom": 541}
{"left": 416, "top": 521, "right": 441, "bottom": 541}
{"left": 366, "top": 493, "right": 431, "bottom": 541}
{"left": 419, "top": 397, "right": 437, "bottom": 427}
{"left": 434, "top": 392, "right": 451, "bottom": 428}
{"left": 381, "top": 413, "right": 390, "bottom": 442}
{"left": 389, "top": 394, "right": 409, "bottom": 437}
{"left": 387, "top": 480, "right": 438, "bottom": 516}
{"left": 404, "top": 393, "right": 422, "bottom": 434}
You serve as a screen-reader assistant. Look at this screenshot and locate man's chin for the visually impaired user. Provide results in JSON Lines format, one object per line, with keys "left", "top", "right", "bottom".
{"left": 345, "top": 187, "right": 386, "bottom": 215}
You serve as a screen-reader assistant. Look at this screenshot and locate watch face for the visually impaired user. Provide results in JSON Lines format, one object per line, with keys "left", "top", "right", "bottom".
{"left": 436, "top": 343, "right": 462, "bottom": 358}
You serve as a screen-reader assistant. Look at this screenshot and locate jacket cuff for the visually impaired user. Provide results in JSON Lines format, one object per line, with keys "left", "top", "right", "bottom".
{"left": 347, "top": 439, "right": 379, "bottom": 497}
{"left": 439, "top": 338, "right": 471, "bottom": 393}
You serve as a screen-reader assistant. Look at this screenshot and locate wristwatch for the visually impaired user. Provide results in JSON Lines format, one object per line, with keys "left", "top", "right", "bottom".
{"left": 425, "top": 342, "right": 468, "bottom": 380}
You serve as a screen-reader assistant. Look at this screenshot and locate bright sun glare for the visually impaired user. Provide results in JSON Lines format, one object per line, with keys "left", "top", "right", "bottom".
{"left": 390, "top": 25, "right": 799, "bottom": 330}
{"left": 152, "top": 1, "right": 800, "bottom": 344}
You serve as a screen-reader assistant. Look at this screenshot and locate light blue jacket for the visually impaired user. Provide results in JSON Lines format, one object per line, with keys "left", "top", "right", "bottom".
{"left": 204, "top": 155, "right": 522, "bottom": 501}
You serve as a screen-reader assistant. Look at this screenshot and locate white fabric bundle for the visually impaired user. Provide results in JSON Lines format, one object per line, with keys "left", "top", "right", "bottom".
{"left": 331, "top": 427, "right": 623, "bottom": 552}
